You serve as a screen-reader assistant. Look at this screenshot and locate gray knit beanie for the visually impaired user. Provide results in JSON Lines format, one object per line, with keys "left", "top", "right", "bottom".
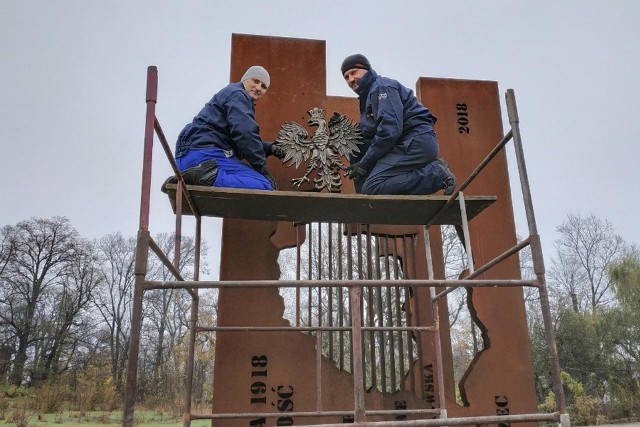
{"left": 241, "top": 65, "right": 270, "bottom": 88}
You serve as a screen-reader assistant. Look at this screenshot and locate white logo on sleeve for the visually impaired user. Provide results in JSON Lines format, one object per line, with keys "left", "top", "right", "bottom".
{"left": 378, "top": 93, "right": 387, "bottom": 100}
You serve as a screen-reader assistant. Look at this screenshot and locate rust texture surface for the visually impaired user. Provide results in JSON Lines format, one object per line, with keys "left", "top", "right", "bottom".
{"left": 214, "top": 34, "right": 358, "bottom": 425}
{"left": 211, "top": 33, "right": 537, "bottom": 425}
{"left": 418, "top": 78, "right": 538, "bottom": 420}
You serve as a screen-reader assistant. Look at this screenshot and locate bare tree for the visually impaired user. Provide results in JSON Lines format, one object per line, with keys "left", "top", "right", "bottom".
{"left": 0, "top": 228, "right": 16, "bottom": 383}
{"left": 0, "top": 228, "right": 14, "bottom": 278}
{"left": 549, "top": 213, "right": 625, "bottom": 314}
{"left": 0, "top": 217, "right": 81, "bottom": 386}
{"left": 30, "top": 239, "right": 101, "bottom": 383}
{"left": 141, "top": 232, "right": 207, "bottom": 400}
{"left": 93, "top": 232, "right": 137, "bottom": 391}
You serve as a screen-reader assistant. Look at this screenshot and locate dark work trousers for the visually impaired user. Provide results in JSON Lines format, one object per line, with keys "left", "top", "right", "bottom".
{"left": 360, "top": 131, "right": 441, "bottom": 195}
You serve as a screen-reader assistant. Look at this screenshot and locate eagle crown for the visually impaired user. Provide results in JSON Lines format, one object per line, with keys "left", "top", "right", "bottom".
{"left": 306, "top": 108, "right": 327, "bottom": 140}
{"left": 307, "top": 107, "right": 325, "bottom": 124}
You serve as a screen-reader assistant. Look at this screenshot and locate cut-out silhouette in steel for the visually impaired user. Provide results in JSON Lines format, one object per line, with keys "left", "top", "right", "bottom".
{"left": 275, "top": 108, "right": 362, "bottom": 192}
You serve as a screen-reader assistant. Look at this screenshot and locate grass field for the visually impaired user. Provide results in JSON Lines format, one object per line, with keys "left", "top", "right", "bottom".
{"left": 1, "top": 410, "right": 211, "bottom": 427}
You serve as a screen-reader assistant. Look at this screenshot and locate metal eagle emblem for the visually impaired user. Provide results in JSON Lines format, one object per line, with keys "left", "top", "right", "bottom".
{"left": 275, "top": 108, "right": 362, "bottom": 192}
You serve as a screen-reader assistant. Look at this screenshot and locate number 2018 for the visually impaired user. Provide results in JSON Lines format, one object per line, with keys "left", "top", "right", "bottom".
{"left": 457, "top": 103, "right": 470, "bottom": 134}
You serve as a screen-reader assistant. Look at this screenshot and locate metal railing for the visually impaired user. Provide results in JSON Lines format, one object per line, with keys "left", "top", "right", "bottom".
{"left": 122, "top": 66, "right": 570, "bottom": 427}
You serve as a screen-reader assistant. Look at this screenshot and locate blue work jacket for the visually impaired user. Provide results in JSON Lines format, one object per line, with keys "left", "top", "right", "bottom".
{"left": 355, "top": 69, "right": 437, "bottom": 169}
{"left": 175, "top": 82, "right": 268, "bottom": 174}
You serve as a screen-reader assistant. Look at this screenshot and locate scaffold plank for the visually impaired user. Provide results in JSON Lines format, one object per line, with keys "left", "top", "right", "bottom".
{"left": 163, "top": 184, "right": 496, "bottom": 225}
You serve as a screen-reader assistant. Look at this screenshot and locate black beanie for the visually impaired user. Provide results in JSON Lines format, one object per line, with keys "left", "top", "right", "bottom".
{"left": 341, "top": 54, "right": 371, "bottom": 75}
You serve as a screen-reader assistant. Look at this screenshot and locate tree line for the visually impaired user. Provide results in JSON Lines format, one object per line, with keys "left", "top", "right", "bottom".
{"left": 0, "top": 216, "right": 215, "bottom": 413}
{"left": 1, "top": 213, "right": 639, "bottom": 424}
{"left": 528, "top": 213, "right": 640, "bottom": 424}
{"left": 443, "top": 213, "right": 639, "bottom": 424}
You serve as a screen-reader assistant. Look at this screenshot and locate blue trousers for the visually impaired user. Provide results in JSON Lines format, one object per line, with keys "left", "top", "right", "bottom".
{"left": 360, "top": 131, "right": 441, "bottom": 195}
{"left": 176, "top": 149, "right": 274, "bottom": 191}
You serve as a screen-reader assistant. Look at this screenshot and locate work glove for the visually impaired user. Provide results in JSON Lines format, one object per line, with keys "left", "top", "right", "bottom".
{"left": 345, "top": 162, "right": 368, "bottom": 183}
{"left": 270, "top": 144, "right": 286, "bottom": 160}
{"left": 263, "top": 142, "right": 286, "bottom": 159}
{"left": 263, "top": 172, "right": 278, "bottom": 190}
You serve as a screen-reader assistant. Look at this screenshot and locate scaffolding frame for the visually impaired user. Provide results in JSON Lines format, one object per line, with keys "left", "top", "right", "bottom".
{"left": 122, "top": 66, "right": 571, "bottom": 427}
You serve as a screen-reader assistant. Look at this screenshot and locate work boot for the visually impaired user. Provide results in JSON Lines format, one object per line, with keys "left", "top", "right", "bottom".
{"left": 436, "top": 158, "right": 456, "bottom": 196}
{"left": 181, "top": 159, "right": 218, "bottom": 186}
{"left": 161, "top": 159, "right": 218, "bottom": 193}
{"left": 161, "top": 175, "right": 177, "bottom": 193}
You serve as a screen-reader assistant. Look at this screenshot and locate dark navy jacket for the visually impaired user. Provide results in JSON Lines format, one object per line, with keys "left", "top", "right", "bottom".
{"left": 354, "top": 69, "right": 437, "bottom": 169}
{"left": 175, "top": 82, "right": 268, "bottom": 174}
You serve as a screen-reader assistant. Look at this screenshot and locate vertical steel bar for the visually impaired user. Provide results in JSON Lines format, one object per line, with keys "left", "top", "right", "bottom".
{"left": 338, "top": 223, "right": 345, "bottom": 371}
{"left": 366, "top": 226, "right": 376, "bottom": 390}
{"left": 173, "top": 226, "right": 183, "bottom": 271}
{"left": 174, "top": 182, "right": 184, "bottom": 234}
{"left": 383, "top": 238, "right": 397, "bottom": 391}
{"left": 356, "top": 225, "right": 366, "bottom": 387}
{"left": 138, "top": 66, "right": 157, "bottom": 231}
{"left": 328, "top": 223, "right": 334, "bottom": 362}
{"left": 174, "top": 181, "right": 183, "bottom": 269}
{"left": 183, "top": 294, "right": 199, "bottom": 427}
{"left": 318, "top": 222, "right": 323, "bottom": 332}
{"left": 123, "top": 230, "right": 151, "bottom": 427}
{"left": 296, "top": 224, "right": 302, "bottom": 327}
{"left": 347, "top": 224, "right": 354, "bottom": 373}
{"left": 123, "top": 66, "right": 157, "bottom": 427}
{"left": 194, "top": 218, "right": 202, "bottom": 282}
{"left": 316, "top": 331, "right": 323, "bottom": 411}
{"left": 391, "top": 240, "right": 406, "bottom": 390}
{"left": 350, "top": 286, "right": 366, "bottom": 422}
{"left": 374, "top": 236, "right": 387, "bottom": 393}
{"left": 356, "top": 225, "right": 364, "bottom": 279}
{"left": 409, "top": 235, "right": 426, "bottom": 399}
{"left": 458, "top": 192, "right": 474, "bottom": 274}
{"left": 308, "top": 222, "right": 313, "bottom": 327}
{"left": 423, "top": 227, "right": 448, "bottom": 421}
{"left": 182, "top": 217, "right": 202, "bottom": 427}
{"left": 402, "top": 236, "right": 416, "bottom": 395}
{"left": 506, "top": 89, "right": 568, "bottom": 415}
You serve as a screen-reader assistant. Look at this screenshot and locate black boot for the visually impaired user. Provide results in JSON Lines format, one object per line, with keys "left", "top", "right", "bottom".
{"left": 436, "top": 158, "right": 456, "bottom": 195}
{"left": 181, "top": 159, "right": 218, "bottom": 186}
{"left": 161, "top": 159, "right": 218, "bottom": 193}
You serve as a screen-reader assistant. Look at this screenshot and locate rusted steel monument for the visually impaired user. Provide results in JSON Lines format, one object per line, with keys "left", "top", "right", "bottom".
{"left": 123, "top": 33, "right": 570, "bottom": 427}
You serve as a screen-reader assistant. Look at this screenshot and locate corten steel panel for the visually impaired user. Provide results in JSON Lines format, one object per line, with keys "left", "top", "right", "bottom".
{"left": 213, "top": 35, "right": 449, "bottom": 425}
{"left": 229, "top": 33, "right": 327, "bottom": 191}
{"left": 327, "top": 94, "right": 456, "bottom": 412}
{"left": 418, "top": 78, "right": 538, "bottom": 420}
{"left": 215, "top": 34, "right": 336, "bottom": 425}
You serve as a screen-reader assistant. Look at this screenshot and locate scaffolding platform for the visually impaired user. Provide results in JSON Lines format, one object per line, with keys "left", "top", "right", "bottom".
{"left": 163, "top": 184, "right": 497, "bottom": 225}
{"left": 123, "top": 63, "right": 571, "bottom": 427}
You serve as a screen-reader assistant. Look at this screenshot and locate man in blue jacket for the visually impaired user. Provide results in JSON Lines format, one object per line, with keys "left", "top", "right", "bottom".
{"left": 341, "top": 54, "right": 456, "bottom": 195}
{"left": 168, "top": 65, "right": 284, "bottom": 191}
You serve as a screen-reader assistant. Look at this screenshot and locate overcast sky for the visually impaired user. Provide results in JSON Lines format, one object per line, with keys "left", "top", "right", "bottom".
{"left": 1, "top": 1, "right": 638, "bottom": 278}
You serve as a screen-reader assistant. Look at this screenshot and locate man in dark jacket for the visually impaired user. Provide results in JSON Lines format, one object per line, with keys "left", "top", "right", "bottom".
{"left": 172, "top": 65, "right": 284, "bottom": 191}
{"left": 341, "top": 54, "right": 456, "bottom": 195}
